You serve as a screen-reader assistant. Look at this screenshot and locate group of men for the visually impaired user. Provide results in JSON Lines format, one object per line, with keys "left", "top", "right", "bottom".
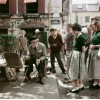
{"left": 23, "top": 28, "right": 67, "bottom": 85}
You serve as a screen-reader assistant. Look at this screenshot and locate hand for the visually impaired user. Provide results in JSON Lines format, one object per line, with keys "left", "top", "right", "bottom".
{"left": 24, "top": 56, "right": 30, "bottom": 61}
{"left": 47, "top": 48, "right": 51, "bottom": 53}
{"left": 36, "top": 59, "right": 40, "bottom": 65}
{"left": 90, "top": 44, "right": 95, "bottom": 50}
{"left": 52, "top": 43, "right": 57, "bottom": 47}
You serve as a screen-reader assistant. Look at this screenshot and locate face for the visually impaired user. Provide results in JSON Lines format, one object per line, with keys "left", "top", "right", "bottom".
{"left": 31, "top": 39, "right": 38, "bottom": 46}
{"left": 95, "top": 22, "right": 100, "bottom": 30}
{"left": 91, "top": 20, "right": 97, "bottom": 24}
{"left": 90, "top": 24, "right": 97, "bottom": 32}
{"left": 67, "top": 26, "right": 73, "bottom": 33}
{"left": 88, "top": 26, "right": 93, "bottom": 34}
{"left": 73, "top": 31, "right": 79, "bottom": 36}
{"left": 50, "top": 30, "right": 57, "bottom": 36}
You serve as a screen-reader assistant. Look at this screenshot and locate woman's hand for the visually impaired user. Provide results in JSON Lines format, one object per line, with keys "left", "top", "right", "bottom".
{"left": 90, "top": 44, "right": 95, "bottom": 50}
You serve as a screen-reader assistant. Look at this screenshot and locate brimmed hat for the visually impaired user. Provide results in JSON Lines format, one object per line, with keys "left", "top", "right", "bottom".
{"left": 29, "top": 35, "right": 38, "bottom": 42}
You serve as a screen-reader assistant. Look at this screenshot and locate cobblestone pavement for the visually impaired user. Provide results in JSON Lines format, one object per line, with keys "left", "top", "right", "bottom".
{"left": 53, "top": 60, "right": 100, "bottom": 99}
{"left": 57, "top": 74, "right": 100, "bottom": 99}
{"left": 0, "top": 57, "right": 100, "bottom": 99}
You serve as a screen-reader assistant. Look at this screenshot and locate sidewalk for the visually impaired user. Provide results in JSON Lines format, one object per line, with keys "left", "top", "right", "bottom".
{"left": 0, "top": 73, "right": 60, "bottom": 99}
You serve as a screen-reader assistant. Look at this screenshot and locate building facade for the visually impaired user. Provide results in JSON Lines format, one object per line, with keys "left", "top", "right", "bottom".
{"left": 0, "top": 0, "right": 47, "bottom": 36}
{"left": 71, "top": 3, "right": 100, "bottom": 26}
{"left": 0, "top": 0, "right": 71, "bottom": 36}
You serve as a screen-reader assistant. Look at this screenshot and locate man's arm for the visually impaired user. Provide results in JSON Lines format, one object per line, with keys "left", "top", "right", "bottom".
{"left": 40, "top": 44, "right": 47, "bottom": 61}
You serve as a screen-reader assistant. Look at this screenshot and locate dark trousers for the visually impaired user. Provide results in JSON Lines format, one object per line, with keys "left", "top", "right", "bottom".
{"left": 20, "top": 50, "right": 27, "bottom": 57}
{"left": 25, "top": 56, "right": 46, "bottom": 79}
{"left": 50, "top": 52, "right": 66, "bottom": 73}
{"left": 0, "top": 67, "right": 7, "bottom": 78}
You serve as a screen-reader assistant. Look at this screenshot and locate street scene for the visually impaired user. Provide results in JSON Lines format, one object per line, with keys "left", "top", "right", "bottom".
{"left": 0, "top": 0, "right": 100, "bottom": 99}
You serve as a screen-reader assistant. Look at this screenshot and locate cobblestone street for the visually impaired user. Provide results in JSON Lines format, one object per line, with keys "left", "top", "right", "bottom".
{"left": 0, "top": 58, "right": 100, "bottom": 99}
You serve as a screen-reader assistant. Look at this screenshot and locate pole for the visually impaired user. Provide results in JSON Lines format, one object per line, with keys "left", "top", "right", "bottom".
{"left": 16, "top": 0, "right": 18, "bottom": 14}
{"left": 48, "top": 0, "right": 51, "bottom": 31}
{"left": 69, "top": 0, "right": 72, "bottom": 23}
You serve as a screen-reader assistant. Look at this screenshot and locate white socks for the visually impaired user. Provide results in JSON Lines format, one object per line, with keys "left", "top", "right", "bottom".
{"left": 72, "top": 86, "right": 79, "bottom": 91}
{"left": 98, "top": 83, "right": 100, "bottom": 86}
{"left": 93, "top": 82, "right": 98, "bottom": 86}
{"left": 79, "top": 84, "right": 84, "bottom": 89}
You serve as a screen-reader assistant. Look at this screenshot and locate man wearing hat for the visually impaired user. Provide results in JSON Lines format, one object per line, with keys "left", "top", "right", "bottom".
{"left": 24, "top": 35, "right": 47, "bottom": 85}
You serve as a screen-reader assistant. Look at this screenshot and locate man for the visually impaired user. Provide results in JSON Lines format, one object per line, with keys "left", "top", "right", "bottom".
{"left": 48, "top": 28, "right": 66, "bottom": 74}
{"left": 24, "top": 35, "right": 47, "bottom": 85}
{"left": 16, "top": 30, "right": 28, "bottom": 57}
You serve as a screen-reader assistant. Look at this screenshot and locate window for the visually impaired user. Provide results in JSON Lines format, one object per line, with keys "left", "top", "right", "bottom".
{"left": 0, "top": 0, "right": 9, "bottom": 14}
{"left": 85, "top": 16, "right": 90, "bottom": 22}
{"left": 78, "top": 5, "right": 83, "bottom": 9}
{"left": 26, "top": 0, "right": 38, "bottom": 13}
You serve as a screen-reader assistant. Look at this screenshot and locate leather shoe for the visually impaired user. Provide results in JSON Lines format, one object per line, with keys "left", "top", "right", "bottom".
{"left": 89, "top": 84, "right": 100, "bottom": 89}
{"left": 51, "top": 69, "right": 56, "bottom": 74}
{"left": 79, "top": 87, "right": 84, "bottom": 90}
{"left": 39, "top": 80, "right": 44, "bottom": 85}
{"left": 62, "top": 71, "right": 66, "bottom": 74}
{"left": 70, "top": 89, "right": 80, "bottom": 93}
{"left": 23, "top": 77, "right": 31, "bottom": 82}
{"left": 23, "top": 78, "right": 28, "bottom": 82}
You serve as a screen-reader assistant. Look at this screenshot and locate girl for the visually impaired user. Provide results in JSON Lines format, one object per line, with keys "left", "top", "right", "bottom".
{"left": 68, "top": 23, "right": 86, "bottom": 93}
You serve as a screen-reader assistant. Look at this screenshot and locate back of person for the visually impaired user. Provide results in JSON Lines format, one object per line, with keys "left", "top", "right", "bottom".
{"left": 66, "top": 24, "right": 74, "bottom": 52}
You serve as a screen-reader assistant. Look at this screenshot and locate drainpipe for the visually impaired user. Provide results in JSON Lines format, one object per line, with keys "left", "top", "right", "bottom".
{"left": 16, "top": 0, "right": 18, "bottom": 14}
{"left": 69, "top": 0, "right": 72, "bottom": 23}
{"left": 48, "top": 0, "right": 51, "bottom": 32}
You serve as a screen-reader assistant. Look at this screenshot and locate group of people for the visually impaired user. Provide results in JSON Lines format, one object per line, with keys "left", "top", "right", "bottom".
{"left": 17, "top": 17, "right": 100, "bottom": 93}
{"left": 58, "top": 17, "right": 100, "bottom": 93}
{"left": 1, "top": 17, "right": 100, "bottom": 93}
{"left": 41, "top": 17, "right": 100, "bottom": 93}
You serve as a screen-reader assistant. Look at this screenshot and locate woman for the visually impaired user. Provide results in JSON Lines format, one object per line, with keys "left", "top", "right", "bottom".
{"left": 89, "top": 21, "right": 100, "bottom": 89}
{"left": 68, "top": 23, "right": 86, "bottom": 93}
{"left": 63, "top": 23, "right": 74, "bottom": 83}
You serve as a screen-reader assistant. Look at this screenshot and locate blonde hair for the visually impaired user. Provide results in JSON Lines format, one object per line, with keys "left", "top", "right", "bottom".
{"left": 21, "top": 30, "right": 26, "bottom": 35}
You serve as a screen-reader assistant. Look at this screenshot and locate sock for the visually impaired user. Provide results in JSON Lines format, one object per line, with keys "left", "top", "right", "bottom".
{"left": 93, "top": 82, "right": 98, "bottom": 86}
{"left": 72, "top": 86, "right": 79, "bottom": 91}
{"left": 79, "top": 84, "right": 84, "bottom": 88}
{"left": 98, "top": 83, "right": 100, "bottom": 86}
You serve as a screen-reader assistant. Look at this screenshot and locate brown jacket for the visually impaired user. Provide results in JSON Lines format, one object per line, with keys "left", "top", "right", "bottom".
{"left": 49, "top": 34, "right": 63, "bottom": 53}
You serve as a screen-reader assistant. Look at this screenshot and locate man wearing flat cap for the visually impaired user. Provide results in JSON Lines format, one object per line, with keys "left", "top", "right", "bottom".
{"left": 24, "top": 35, "right": 47, "bottom": 85}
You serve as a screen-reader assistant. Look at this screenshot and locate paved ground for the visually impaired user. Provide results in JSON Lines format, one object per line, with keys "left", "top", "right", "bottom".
{"left": 0, "top": 56, "right": 100, "bottom": 99}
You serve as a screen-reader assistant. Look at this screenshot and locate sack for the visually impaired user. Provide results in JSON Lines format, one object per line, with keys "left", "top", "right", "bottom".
{"left": 98, "top": 48, "right": 100, "bottom": 57}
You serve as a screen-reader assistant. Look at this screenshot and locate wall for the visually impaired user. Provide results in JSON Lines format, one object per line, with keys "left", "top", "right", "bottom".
{"left": 9, "top": 0, "right": 45, "bottom": 15}
{"left": 18, "top": 0, "right": 25, "bottom": 14}
{"left": 9, "top": 0, "right": 16, "bottom": 15}
{"left": 71, "top": 12, "right": 100, "bottom": 26}
{"left": 38, "top": 0, "right": 45, "bottom": 13}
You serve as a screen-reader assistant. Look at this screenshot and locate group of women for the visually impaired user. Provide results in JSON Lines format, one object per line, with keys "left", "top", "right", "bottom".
{"left": 65, "top": 21, "right": 100, "bottom": 93}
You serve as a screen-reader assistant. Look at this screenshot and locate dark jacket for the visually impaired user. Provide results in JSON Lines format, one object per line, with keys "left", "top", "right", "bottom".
{"left": 49, "top": 34, "right": 63, "bottom": 53}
